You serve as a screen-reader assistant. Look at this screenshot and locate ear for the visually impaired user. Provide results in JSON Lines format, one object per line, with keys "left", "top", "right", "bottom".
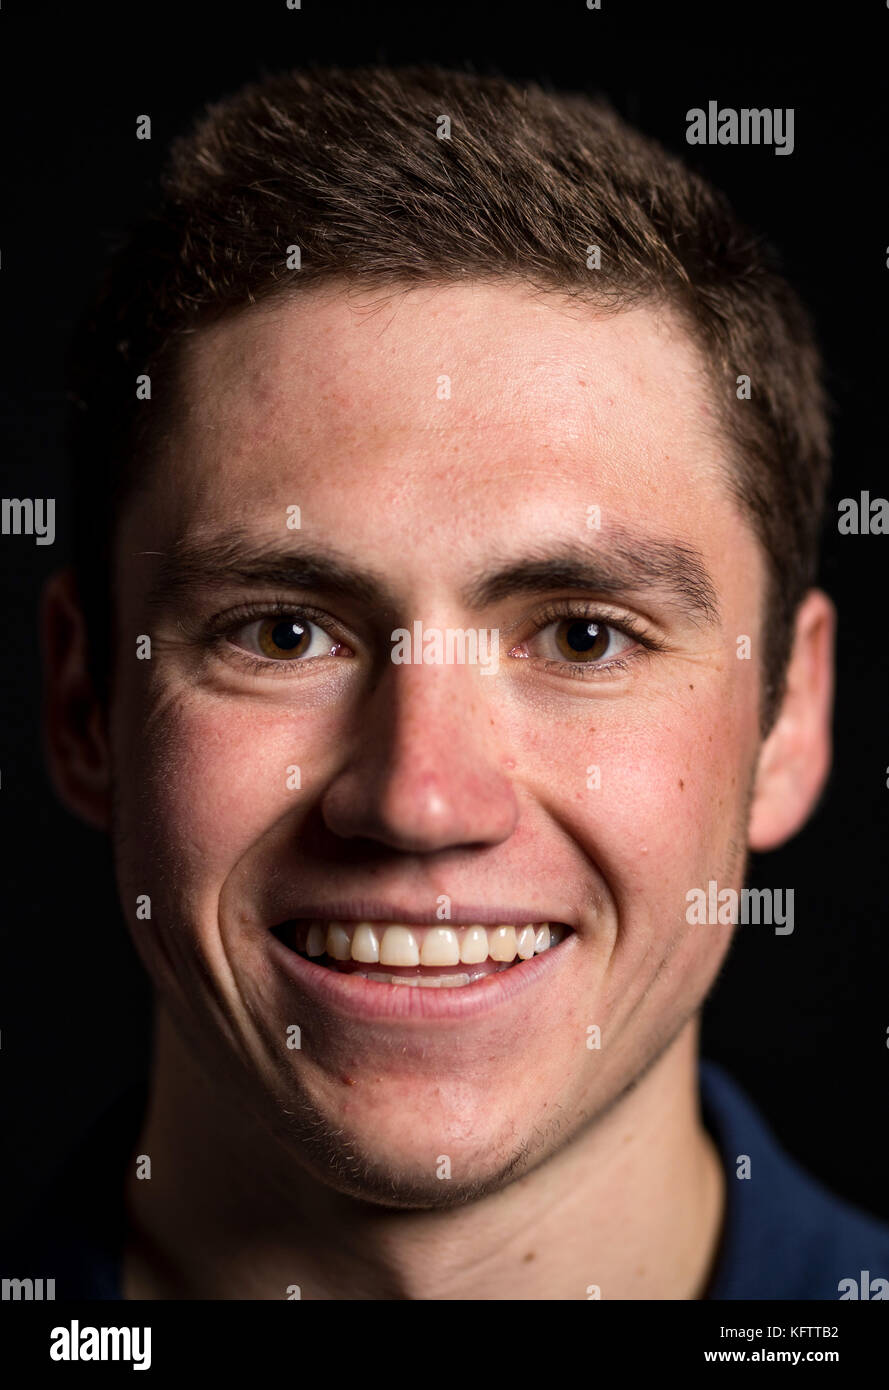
{"left": 748, "top": 588, "right": 835, "bottom": 851}
{"left": 41, "top": 567, "right": 112, "bottom": 831}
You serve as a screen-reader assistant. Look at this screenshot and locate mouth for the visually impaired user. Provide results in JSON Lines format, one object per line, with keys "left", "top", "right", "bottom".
{"left": 270, "top": 919, "right": 572, "bottom": 988}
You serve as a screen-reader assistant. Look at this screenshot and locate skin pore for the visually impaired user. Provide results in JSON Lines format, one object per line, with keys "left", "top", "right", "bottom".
{"left": 43, "top": 280, "right": 834, "bottom": 1299}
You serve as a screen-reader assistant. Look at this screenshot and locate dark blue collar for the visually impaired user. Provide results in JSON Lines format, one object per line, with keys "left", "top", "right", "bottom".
{"left": 700, "top": 1058, "right": 889, "bottom": 1299}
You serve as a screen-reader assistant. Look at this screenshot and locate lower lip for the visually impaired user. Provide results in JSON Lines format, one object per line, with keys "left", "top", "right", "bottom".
{"left": 267, "top": 930, "right": 576, "bottom": 1022}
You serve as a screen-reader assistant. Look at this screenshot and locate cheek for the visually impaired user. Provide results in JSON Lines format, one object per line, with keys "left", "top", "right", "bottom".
{"left": 113, "top": 685, "right": 338, "bottom": 882}
{"left": 527, "top": 693, "right": 754, "bottom": 963}
{"left": 609, "top": 717, "right": 748, "bottom": 876}
{"left": 538, "top": 671, "right": 756, "bottom": 867}
{"left": 612, "top": 709, "right": 753, "bottom": 993}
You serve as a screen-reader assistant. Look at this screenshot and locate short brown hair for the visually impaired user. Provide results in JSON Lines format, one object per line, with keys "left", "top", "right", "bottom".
{"left": 69, "top": 63, "right": 830, "bottom": 730}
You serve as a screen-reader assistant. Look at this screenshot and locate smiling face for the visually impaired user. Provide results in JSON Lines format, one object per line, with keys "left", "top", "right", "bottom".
{"left": 106, "top": 280, "right": 769, "bottom": 1204}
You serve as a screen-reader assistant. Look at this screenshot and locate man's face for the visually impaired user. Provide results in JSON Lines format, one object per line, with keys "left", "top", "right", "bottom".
{"left": 110, "top": 282, "right": 763, "bottom": 1202}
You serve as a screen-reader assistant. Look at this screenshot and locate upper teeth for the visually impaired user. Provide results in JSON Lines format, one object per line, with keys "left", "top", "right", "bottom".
{"left": 300, "top": 921, "right": 565, "bottom": 967}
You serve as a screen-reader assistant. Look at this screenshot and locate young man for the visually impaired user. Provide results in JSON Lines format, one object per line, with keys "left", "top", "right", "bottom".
{"left": 14, "top": 65, "right": 889, "bottom": 1299}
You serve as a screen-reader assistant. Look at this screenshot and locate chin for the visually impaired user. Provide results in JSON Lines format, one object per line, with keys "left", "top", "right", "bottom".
{"left": 305, "top": 1143, "right": 536, "bottom": 1210}
{"left": 274, "top": 1098, "right": 542, "bottom": 1210}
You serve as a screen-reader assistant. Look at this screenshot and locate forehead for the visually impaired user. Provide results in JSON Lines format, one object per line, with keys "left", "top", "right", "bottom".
{"left": 153, "top": 281, "right": 740, "bottom": 547}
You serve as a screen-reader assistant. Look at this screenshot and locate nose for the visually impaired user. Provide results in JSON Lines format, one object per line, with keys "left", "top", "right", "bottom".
{"left": 320, "top": 664, "right": 519, "bottom": 854}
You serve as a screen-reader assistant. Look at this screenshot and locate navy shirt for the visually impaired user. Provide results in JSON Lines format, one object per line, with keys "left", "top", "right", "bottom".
{"left": 4, "top": 1060, "right": 888, "bottom": 1299}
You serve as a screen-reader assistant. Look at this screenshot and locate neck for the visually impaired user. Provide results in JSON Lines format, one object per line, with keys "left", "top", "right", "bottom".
{"left": 123, "top": 1006, "right": 724, "bottom": 1300}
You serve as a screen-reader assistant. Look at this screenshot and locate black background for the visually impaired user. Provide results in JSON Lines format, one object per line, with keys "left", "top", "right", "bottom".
{"left": 1, "top": 0, "right": 887, "bottom": 1227}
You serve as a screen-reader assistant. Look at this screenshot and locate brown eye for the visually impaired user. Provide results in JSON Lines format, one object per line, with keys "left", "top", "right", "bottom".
{"left": 226, "top": 612, "right": 351, "bottom": 663}
{"left": 257, "top": 617, "right": 312, "bottom": 659}
{"left": 553, "top": 619, "right": 610, "bottom": 662}
{"left": 509, "top": 615, "right": 636, "bottom": 668}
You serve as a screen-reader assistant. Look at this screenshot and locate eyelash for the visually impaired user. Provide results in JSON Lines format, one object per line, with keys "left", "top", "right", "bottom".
{"left": 518, "top": 600, "right": 664, "bottom": 679}
{"left": 204, "top": 598, "right": 664, "bottom": 679}
{"left": 206, "top": 600, "right": 355, "bottom": 678}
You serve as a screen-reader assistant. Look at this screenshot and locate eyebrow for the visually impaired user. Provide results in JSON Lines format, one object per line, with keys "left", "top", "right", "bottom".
{"left": 144, "top": 535, "right": 392, "bottom": 614}
{"left": 142, "top": 527, "right": 720, "bottom": 626}
{"left": 464, "top": 532, "right": 720, "bottom": 625}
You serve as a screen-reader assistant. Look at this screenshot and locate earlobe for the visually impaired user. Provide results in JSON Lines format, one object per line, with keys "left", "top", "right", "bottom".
{"left": 41, "top": 567, "right": 112, "bottom": 831}
{"left": 748, "top": 589, "right": 836, "bottom": 851}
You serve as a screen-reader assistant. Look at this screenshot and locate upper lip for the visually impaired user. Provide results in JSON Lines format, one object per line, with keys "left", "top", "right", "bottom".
{"left": 269, "top": 903, "right": 572, "bottom": 928}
